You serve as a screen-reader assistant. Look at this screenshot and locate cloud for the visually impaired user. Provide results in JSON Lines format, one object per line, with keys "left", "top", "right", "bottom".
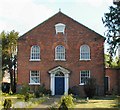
{"left": 0, "top": 0, "right": 54, "bottom": 35}
{"left": 0, "top": 0, "right": 113, "bottom": 35}
{"left": 48, "top": 0, "right": 56, "bottom": 3}
{"left": 74, "top": 0, "right": 113, "bottom": 7}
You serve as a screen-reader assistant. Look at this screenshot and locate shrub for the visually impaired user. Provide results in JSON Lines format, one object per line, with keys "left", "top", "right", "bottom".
{"left": 34, "top": 90, "right": 40, "bottom": 98}
{"left": 38, "top": 84, "right": 46, "bottom": 94}
{"left": 34, "top": 84, "right": 51, "bottom": 98}
{"left": 116, "top": 96, "right": 120, "bottom": 107}
{"left": 34, "top": 84, "right": 46, "bottom": 98}
{"left": 84, "top": 78, "right": 96, "bottom": 98}
{"left": 24, "top": 93, "right": 29, "bottom": 102}
{"left": 59, "top": 99, "right": 68, "bottom": 110}
{"left": 60, "top": 94, "right": 74, "bottom": 108}
{"left": 2, "top": 83, "right": 10, "bottom": 93}
{"left": 45, "top": 89, "right": 51, "bottom": 95}
{"left": 20, "top": 84, "right": 30, "bottom": 95}
{"left": 3, "top": 99, "right": 12, "bottom": 109}
{"left": 20, "top": 84, "right": 30, "bottom": 101}
{"left": 68, "top": 86, "right": 80, "bottom": 97}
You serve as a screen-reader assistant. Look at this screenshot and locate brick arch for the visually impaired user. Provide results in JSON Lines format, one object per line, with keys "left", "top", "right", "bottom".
{"left": 52, "top": 42, "right": 69, "bottom": 50}
{"left": 76, "top": 41, "right": 88, "bottom": 49}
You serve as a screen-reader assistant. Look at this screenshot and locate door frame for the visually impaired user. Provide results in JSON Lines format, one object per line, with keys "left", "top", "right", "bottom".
{"left": 49, "top": 66, "right": 70, "bottom": 95}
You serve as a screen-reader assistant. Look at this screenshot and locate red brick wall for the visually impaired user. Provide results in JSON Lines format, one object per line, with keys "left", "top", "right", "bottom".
{"left": 105, "top": 68, "right": 119, "bottom": 94}
{"left": 17, "top": 12, "right": 105, "bottom": 96}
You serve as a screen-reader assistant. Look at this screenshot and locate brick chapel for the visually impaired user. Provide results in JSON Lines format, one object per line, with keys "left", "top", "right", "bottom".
{"left": 17, "top": 11, "right": 106, "bottom": 96}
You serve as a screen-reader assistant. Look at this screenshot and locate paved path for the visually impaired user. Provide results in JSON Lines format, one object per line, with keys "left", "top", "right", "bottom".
{"left": 13, "top": 97, "right": 60, "bottom": 109}
{"left": 34, "top": 97, "right": 59, "bottom": 108}
{"left": 14, "top": 102, "right": 29, "bottom": 108}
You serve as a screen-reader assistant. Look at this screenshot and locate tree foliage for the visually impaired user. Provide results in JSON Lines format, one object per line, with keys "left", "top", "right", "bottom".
{"left": 105, "top": 54, "right": 120, "bottom": 68}
{"left": 1, "top": 31, "right": 19, "bottom": 69}
{"left": 0, "top": 30, "right": 19, "bottom": 93}
{"left": 102, "top": 5, "right": 120, "bottom": 56}
{"left": 60, "top": 94, "right": 74, "bottom": 108}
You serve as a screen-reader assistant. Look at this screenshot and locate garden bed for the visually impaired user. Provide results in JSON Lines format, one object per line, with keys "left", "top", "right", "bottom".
{"left": 0, "top": 91, "right": 120, "bottom": 109}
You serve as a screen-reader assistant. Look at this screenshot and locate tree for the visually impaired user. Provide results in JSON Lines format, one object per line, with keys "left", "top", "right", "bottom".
{"left": 84, "top": 78, "right": 96, "bottom": 98}
{"left": 104, "top": 54, "right": 120, "bottom": 68}
{"left": 1, "top": 30, "right": 19, "bottom": 93}
{"left": 102, "top": 5, "right": 120, "bottom": 57}
{"left": 0, "top": 39, "right": 2, "bottom": 81}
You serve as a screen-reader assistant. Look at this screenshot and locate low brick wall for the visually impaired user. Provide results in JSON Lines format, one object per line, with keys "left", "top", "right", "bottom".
{"left": 105, "top": 68, "right": 120, "bottom": 95}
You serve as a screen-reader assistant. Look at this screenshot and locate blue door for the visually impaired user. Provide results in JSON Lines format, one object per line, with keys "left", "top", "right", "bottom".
{"left": 55, "top": 77, "right": 64, "bottom": 95}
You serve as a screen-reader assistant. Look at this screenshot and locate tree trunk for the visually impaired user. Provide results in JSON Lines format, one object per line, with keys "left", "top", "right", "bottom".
{"left": 118, "top": 71, "right": 120, "bottom": 95}
{"left": 8, "top": 58, "right": 13, "bottom": 93}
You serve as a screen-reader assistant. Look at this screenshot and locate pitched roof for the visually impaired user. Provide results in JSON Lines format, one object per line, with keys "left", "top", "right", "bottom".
{"left": 19, "top": 11, "right": 105, "bottom": 40}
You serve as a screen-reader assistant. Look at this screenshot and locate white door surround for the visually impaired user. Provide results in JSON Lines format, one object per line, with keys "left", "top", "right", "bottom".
{"left": 48, "top": 66, "right": 70, "bottom": 95}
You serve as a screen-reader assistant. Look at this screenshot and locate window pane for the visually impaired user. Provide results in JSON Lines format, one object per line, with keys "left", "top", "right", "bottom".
{"left": 30, "top": 46, "right": 40, "bottom": 60}
{"left": 56, "top": 45, "right": 65, "bottom": 60}
{"left": 30, "top": 71, "right": 40, "bottom": 84}
{"left": 80, "top": 70, "right": 90, "bottom": 84}
{"left": 80, "top": 45, "right": 90, "bottom": 60}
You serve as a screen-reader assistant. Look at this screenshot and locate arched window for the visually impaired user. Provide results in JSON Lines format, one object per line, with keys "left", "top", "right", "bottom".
{"left": 55, "top": 45, "right": 65, "bottom": 60}
{"left": 30, "top": 45, "right": 40, "bottom": 61}
{"left": 80, "top": 45, "right": 90, "bottom": 60}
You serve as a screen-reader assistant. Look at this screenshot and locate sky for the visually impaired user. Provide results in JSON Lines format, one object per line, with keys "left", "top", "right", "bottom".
{"left": 0, "top": 0, "right": 116, "bottom": 54}
{"left": 0, "top": 0, "right": 113, "bottom": 36}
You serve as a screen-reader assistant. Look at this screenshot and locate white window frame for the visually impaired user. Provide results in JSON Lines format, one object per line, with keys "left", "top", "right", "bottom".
{"left": 55, "top": 23, "right": 66, "bottom": 34}
{"left": 30, "top": 45, "right": 40, "bottom": 61}
{"left": 80, "top": 45, "right": 90, "bottom": 60}
{"left": 80, "top": 70, "right": 90, "bottom": 85}
{"left": 29, "top": 71, "right": 40, "bottom": 85}
{"left": 55, "top": 45, "right": 66, "bottom": 61}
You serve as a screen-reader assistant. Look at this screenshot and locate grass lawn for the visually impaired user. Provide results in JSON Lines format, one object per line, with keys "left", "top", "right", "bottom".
{"left": 35, "top": 95, "right": 119, "bottom": 109}
{"left": 75, "top": 99, "right": 117, "bottom": 108}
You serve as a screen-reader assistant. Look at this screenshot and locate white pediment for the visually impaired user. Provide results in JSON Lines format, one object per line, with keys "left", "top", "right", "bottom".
{"left": 48, "top": 66, "right": 70, "bottom": 74}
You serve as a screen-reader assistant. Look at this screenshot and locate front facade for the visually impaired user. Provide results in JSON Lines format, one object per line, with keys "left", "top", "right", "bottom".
{"left": 17, "top": 11, "right": 105, "bottom": 96}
